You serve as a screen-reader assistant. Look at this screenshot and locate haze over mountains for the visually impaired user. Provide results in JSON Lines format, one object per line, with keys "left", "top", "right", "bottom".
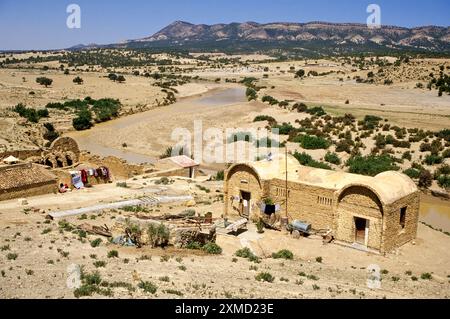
{"left": 74, "top": 21, "right": 450, "bottom": 55}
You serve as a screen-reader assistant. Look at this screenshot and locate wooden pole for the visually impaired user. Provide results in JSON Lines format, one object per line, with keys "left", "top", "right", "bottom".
{"left": 285, "top": 146, "right": 288, "bottom": 219}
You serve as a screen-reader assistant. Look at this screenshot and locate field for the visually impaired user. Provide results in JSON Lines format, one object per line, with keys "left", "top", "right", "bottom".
{"left": 0, "top": 50, "right": 449, "bottom": 299}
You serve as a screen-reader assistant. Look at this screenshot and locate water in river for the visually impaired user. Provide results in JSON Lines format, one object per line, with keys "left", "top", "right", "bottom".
{"left": 419, "top": 195, "right": 450, "bottom": 233}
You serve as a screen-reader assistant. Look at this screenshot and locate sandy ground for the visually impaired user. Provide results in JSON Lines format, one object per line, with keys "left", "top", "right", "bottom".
{"left": 0, "top": 176, "right": 449, "bottom": 299}
{"left": 1, "top": 54, "right": 449, "bottom": 299}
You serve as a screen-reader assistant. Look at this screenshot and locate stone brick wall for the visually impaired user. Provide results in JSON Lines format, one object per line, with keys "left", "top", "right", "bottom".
{"left": 0, "top": 181, "right": 57, "bottom": 201}
{"left": 381, "top": 191, "right": 420, "bottom": 253}
{"left": 334, "top": 186, "right": 384, "bottom": 250}
{"left": 224, "top": 164, "right": 265, "bottom": 218}
{"left": 268, "top": 179, "right": 336, "bottom": 230}
{"left": 50, "top": 137, "right": 80, "bottom": 161}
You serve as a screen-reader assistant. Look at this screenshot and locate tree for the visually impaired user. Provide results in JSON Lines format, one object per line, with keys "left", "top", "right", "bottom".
{"left": 72, "top": 108, "right": 93, "bottom": 131}
{"left": 108, "top": 73, "right": 117, "bottom": 82}
{"left": 73, "top": 76, "right": 84, "bottom": 85}
{"left": 116, "top": 75, "right": 126, "bottom": 83}
{"left": 43, "top": 122, "right": 59, "bottom": 142}
{"left": 64, "top": 69, "right": 70, "bottom": 75}
{"left": 295, "top": 69, "right": 305, "bottom": 78}
{"left": 36, "top": 77, "right": 53, "bottom": 87}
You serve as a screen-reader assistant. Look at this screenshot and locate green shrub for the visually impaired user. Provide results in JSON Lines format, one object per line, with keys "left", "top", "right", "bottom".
{"left": 307, "top": 274, "right": 319, "bottom": 281}
{"left": 107, "top": 250, "right": 119, "bottom": 258}
{"left": 202, "top": 242, "right": 222, "bottom": 255}
{"left": 424, "top": 154, "right": 443, "bottom": 165}
{"left": 361, "top": 115, "right": 382, "bottom": 130}
{"left": 305, "top": 106, "right": 326, "bottom": 117}
{"left": 138, "top": 281, "right": 157, "bottom": 294}
{"left": 403, "top": 168, "right": 420, "bottom": 179}
{"left": 292, "top": 103, "right": 308, "bottom": 112}
{"left": 346, "top": 154, "right": 399, "bottom": 176}
{"left": 7, "top": 253, "right": 18, "bottom": 260}
{"left": 272, "top": 122, "right": 295, "bottom": 135}
{"left": 324, "top": 152, "right": 341, "bottom": 165}
{"left": 271, "top": 249, "right": 294, "bottom": 260}
{"left": 335, "top": 139, "right": 352, "bottom": 153}
{"left": 256, "top": 219, "right": 265, "bottom": 234}
{"left": 295, "top": 134, "right": 330, "bottom": 150}
{"left": 421, "top": 273, "right": 432, "bottom": 280}
{"left": 442, "top": 148, "right": 450, "bottom": 158}
{"left": 215, "top": 170, "right": 224, "bottom": 181}
{"left": 159, "top": 276, "right": 170, "bottom": 282}
{"left": 261, "top": 95, "right": 279, "bottom": 105}
{"left": 255, "top": 272, "right": 275, "bottom": 283}
{"left": 83, "top": 271, "right": 102, "bottom": 285}
{"left": 246, "top": 87, "right": 258, "bottom": 101}
{"left": 74, "top": 271, "right": 112, "bottom": 298}
{"left": 253, "top": 115, "right": 276, "bottom": 125}
{"left": 235, "top": 248, "right": 260, "bottom": 263}
{"left": 437, "top": 175, "right": 450, "bottom": 189}
{"left": 93, "top": 261, "right": 106, "bottom": 268}
{"left": 293, "top": 152, "right": 331, "bottom": 170}
{"left": 147, "top": 223, "right": 170, "bottom": 248}
{"left": 90, "top": 238, "right": 102, "bottom": 247}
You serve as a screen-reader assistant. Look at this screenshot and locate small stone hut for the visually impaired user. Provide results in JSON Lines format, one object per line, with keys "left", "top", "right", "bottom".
{"left": 224, "top": 153, "right": 420, "bottom": 253}
{"left": 0, "top": 162, "right": 57, "bottom": 201}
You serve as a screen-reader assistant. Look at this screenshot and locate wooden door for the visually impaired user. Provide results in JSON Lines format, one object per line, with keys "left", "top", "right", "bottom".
{"left": 355, "top": 217, "right": 367, "bottom": 245}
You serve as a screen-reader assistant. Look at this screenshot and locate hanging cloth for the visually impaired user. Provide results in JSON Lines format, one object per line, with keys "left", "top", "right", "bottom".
{"left": 72, "top": 174, "right": 84, "bottom": 189}
{"left": 80, "top": 170, "right": 88, "bottom": 184}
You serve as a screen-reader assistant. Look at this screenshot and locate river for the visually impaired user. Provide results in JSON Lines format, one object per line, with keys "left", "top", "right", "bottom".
{"left": 69, "top": 87, "right": 247, "bottom": 164}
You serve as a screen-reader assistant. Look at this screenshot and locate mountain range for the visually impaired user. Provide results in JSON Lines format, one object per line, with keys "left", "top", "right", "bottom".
{"left": 73, "top": 21, "right": 450, "bottom": 56}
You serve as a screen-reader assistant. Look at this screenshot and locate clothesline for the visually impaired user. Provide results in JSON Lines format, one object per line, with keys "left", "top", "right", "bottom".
{"left": 70, "top": 166, "right": 110, "bottom": 189}
{"left": 230, "top": 195, "right": 282, "bottom": 215}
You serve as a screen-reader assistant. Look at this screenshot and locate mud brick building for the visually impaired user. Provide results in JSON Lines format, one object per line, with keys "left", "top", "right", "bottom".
{"left": 0, "top": 163, "right": 57, "bottom": 201}
{"left": 224, "top": 153, "right": 420, "bottom": 253}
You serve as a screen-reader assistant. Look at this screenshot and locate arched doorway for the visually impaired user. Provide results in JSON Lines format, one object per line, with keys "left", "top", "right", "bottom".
{"left": 66, "top": 155, "right": 73, "bottom": 166}
{"left": 336, "top": 185, "right": 384, "bottom": 250}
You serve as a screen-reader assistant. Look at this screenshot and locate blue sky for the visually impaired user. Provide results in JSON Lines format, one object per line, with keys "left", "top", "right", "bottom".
{"left": 0, "top": 0, "right": 449, "bottom": 50}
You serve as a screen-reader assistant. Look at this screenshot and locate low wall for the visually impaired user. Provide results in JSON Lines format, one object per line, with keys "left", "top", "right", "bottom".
{"left": 0, "top": 181, "right": 57, "bottom": 201}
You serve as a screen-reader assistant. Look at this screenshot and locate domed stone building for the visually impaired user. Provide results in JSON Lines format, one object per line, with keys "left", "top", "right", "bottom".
{"left": 224, "top": 153, "right": 420, "bottom": 254}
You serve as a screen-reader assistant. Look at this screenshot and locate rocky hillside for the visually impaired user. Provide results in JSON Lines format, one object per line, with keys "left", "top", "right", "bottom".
{"left": 125, "top": 21, "right": 450, "bottom": 53}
